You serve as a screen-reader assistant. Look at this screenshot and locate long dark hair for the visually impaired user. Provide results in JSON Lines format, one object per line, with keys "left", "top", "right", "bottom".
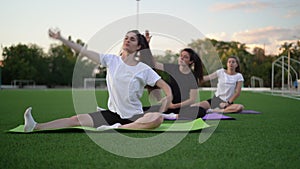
{"left": 126, "top": 30, "right": 155, "bottom": 68}
{"left": 181, "top": 48, "right": 203, "bottom": 83}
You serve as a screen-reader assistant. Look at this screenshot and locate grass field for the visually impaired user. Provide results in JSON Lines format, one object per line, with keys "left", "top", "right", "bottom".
{"left": 0, "top": 89, "right": 299, "bottom": 169}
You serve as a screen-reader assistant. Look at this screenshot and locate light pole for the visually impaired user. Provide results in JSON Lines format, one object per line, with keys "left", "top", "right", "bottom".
{"left": 136, "top": 0, "right": 140, "bottom": 29}
{"left": 288, "top": 48, "right": 290, "bottom": 90}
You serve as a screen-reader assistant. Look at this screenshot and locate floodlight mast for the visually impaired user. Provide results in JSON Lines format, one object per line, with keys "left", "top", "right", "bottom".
{"left": 287, "top": 49, "right": 290, "bottom": 90}
{"left": 136, "top": 0, "right": 140, "bottom": 29}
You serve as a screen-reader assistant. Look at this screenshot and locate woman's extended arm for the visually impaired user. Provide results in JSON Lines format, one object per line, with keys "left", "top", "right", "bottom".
{"left": 228, "top": 81, "right": 242, "bottom": 103}
{"left": 48, "top": 29, "right": 100, "bottom": 63}
{"left": 202, "top": 71, "right": 218, "bottom": 82}
{"left": 155, "top": 79, "right": 173, "bottom": 112}
{"left": 168, "top": 89, "right": 198, "bottom": 109}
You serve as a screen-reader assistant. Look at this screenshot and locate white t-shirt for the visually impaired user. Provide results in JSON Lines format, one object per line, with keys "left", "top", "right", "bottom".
{"left": 100, "top": 54, "right": 161, "bottom": 119}
{"left": 214, "top": 69, "right": 244, "bottom": 101}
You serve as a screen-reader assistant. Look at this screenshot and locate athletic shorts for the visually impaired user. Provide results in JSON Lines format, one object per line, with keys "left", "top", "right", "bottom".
{"left": 207, "top": 95, "right": 228, "bottom": 109}
{"left": 88, "top": 110, "right": 143, "bottom": 128}
{"left": 89, "top": 105, "right": 162, "bottom": 128}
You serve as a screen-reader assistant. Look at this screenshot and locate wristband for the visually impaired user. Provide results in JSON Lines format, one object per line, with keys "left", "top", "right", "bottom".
{"left": 227, "top": 101, "right": 233, "bottom": 105}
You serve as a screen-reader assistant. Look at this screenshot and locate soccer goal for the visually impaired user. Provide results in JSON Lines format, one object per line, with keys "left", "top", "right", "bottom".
{"left": 84, "top": 78, "right": 107, "bottom": 89}
{"left": 250, "top": 76, "right": 263, "bottom": 88}
{"left": 271, "top": 56, "right": 299, "bottom": 90}
{"left": 11, "top": 80, "right": 36, "bottom": 88}
{"left": 271, "top": 56, "right": 300, "bottom": 99}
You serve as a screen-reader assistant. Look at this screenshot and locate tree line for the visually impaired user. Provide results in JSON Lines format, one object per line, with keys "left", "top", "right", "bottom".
{"left": 1, "top": 36, "right": 299, "bottom": 88}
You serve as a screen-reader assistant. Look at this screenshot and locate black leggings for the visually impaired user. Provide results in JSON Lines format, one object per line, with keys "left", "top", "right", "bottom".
{"left": 143, "top": 105, "right": 206, "bottom": 119}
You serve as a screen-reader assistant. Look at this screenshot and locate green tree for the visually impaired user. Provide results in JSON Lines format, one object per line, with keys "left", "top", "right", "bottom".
{"left": 46, "top": 36, "right": 79, "bottom": 87}
{"left": 47, "top": 36, "right": 100, "bottom": 88}
{"left": 2, "top": 44, "right": 47, "bottom": 85}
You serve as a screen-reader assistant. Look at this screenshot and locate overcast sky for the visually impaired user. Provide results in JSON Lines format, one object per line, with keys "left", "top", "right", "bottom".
{"left": 1, "top": 0, "right": 299, "bottom": 60}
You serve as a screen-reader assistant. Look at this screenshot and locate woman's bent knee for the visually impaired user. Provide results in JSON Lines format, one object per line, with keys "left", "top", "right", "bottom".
{"left": 237, "top": 104, "right": 244, "bottom": 112}
{"left": 151, "top": 112, "right": 163, "bottom": 123}
{"left": 143, "top": 113, "right": 163, "bottom": 129}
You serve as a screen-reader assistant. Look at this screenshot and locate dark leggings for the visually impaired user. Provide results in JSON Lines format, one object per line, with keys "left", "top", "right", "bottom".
{"left": 143, "top": 105, "right": 206, "bottom": 119}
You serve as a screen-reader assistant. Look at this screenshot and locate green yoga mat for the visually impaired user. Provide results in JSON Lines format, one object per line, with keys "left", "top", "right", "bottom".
{"left": 7, "top": 118, "right": 210, "bottom": 133}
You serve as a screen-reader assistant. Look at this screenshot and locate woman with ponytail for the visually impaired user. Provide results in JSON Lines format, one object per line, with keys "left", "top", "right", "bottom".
{"left": 143, "top": 33, "right": 206, "bottom": 120}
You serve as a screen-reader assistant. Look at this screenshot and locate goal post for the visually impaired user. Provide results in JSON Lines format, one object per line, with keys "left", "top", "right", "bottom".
{"left": 11, "top": 80, "right": 35, "bottom": 88}
{"left": 250, "top": 76, "right": 263, "bottom": 88}
{"left": 271, "top": 56, "right": 300, "bottom": 91}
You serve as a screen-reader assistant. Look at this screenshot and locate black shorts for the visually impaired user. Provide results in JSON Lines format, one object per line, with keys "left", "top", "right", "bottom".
{"left": 88, "top": 110, "right": 143, "bottom": 128}
{"left": 207, "top": 95, "right": 227, "bottom": 109}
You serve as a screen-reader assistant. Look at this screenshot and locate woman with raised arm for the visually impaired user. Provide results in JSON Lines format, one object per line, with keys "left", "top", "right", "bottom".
{"left": 191, "top": 56, "right": 244, "bottom": 113}
{"left": 23, "top": 29, "right": 172, "bottom": 132}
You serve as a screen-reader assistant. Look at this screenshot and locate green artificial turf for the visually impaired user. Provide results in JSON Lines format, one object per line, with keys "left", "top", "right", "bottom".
{"left": 0, "top": 89, "right": 299, "bottom": 169}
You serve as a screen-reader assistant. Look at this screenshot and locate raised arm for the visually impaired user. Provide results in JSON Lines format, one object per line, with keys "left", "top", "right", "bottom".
{"left": 144, "top": 30, "right": 165, "bottom": 71}
{"left": 48, "top": 29, "right": 100, "bottom": 63}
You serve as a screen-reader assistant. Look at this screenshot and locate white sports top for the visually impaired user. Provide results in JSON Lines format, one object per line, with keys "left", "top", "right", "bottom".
{"left": 100, "top": 54, "right": 161, "bottom": 118}
{"left": 215, "top": 69, "right": 244, "bottom": 101}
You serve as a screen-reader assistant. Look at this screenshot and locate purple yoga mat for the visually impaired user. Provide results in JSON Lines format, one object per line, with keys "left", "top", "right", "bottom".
{"left": 239, "top": 110, "right": 261, "bottom": 114}
{"left": 167, "top": 109, "right": 260, "bottom": 121}
{"left": 202, "top": 113, "right": 235, "bottom": 120}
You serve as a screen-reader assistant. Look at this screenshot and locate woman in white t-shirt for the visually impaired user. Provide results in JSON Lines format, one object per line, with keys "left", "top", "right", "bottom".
{"left": 23, "top": 29, "right": 172, "bottom": 132}
{"left": 192, "top": 56, "right": 244, "bottom": 113}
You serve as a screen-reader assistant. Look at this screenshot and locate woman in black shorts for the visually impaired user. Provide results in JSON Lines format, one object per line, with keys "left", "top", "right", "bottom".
{"left": 23, "top": 29, "right": 172, "bottom": 132}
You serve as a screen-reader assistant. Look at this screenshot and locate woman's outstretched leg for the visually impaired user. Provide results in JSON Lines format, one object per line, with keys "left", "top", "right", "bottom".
{"left": 24, "top": 107, "right": 94, "bottom": 132}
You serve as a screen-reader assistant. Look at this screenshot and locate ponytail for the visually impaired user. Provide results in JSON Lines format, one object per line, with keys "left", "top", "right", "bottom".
{"left": 181, "top": 48, "right": 203, "bottom": 84}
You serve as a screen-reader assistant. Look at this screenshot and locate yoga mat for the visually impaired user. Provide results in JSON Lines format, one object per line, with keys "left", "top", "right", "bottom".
{"left": 168, "top": 113, "right": 235, "bottom": 120}
{"left": 7, "top": 118, "right": 210, "bottom": 133}
{"left": 202, "top": 113, "right": 235, "bottom": 120}
{"left": 207, "top": 109, "right": 262, "bottom": 114}
{"left": 239, "top": 110, "right": 261, "bottom": 114}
